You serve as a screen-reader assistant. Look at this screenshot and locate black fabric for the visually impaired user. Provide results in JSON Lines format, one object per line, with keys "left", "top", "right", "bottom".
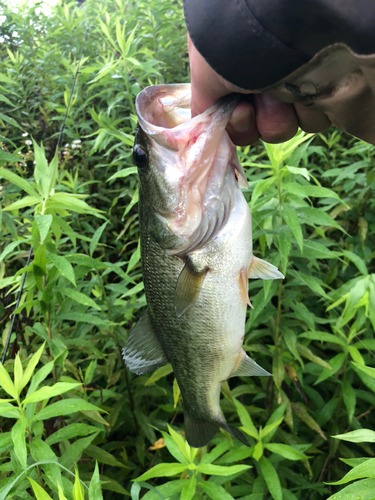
{"left": 183, "top": 0, "right": 375, "bottom": 90}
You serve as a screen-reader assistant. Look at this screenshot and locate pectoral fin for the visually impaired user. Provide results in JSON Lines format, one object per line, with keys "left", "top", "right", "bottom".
{"left": 248, "top": 256, "right": 284, "bottom": 280}
{"left": 230, "top": 349, "right": 271, "bottom": 378}
{"left": 122, "top": 310, "right": 168, "bottom": 375}
{"left": 239, "top": 267, "right": 253, "bottom": 308}
{"left": 175, "top": 258, "right": 208, "bottom": 317}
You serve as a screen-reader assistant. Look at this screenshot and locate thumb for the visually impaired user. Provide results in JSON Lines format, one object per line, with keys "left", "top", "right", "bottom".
{"left": 188, "top": 34, "right": 233, "bottom": 116}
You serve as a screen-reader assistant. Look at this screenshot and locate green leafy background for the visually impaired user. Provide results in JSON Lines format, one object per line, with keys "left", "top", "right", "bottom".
{"left": 0, "top": 0, "right": 375, "bottom": 499}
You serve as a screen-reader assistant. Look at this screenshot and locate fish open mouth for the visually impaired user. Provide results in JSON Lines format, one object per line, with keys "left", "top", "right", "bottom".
{"left": 136, "top": 84, "right": 248, "bottom": 255}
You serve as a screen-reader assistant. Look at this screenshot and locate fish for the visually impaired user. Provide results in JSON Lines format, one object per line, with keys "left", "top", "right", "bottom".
{"left": 123, "top": 84, "right": 284, "bottom": 448}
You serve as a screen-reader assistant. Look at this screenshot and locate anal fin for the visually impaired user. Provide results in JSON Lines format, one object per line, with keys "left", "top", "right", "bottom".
{"left": 230, "top": 349, "right": 271, "bottom": 378}
{"left": 248, "top": 256, "right": 284, "bottom": 280}
{"left": 122, "top": 310, "right": 168, "bottom": 375}
{"left": 175, "top": 257, "right": 208, "bottom": 317}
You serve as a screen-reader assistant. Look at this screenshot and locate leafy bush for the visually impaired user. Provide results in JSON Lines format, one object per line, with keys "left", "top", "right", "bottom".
{"left": 0, "top": 0, "right": 375, "bottom": 499}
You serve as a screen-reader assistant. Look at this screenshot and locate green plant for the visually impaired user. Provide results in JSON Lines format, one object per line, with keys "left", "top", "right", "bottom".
{"left": 0, "top": 0, "right": 375, "bottom": 499}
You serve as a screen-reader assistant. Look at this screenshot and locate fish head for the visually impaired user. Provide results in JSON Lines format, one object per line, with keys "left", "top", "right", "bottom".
{"left": 134, "top": 84, "right": 248, "bottom": 254}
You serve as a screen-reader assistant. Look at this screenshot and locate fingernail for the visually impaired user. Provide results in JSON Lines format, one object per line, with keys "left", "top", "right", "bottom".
{"left": 230, "top": 110, "right": 250, "bottom": 133}
{"left": 260, "top": 93, "right": 281, "bottom": 106}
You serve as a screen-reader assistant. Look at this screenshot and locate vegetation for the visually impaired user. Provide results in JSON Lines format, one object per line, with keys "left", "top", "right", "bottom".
{"left": 0, "top": 0, "right": 375, "bottom": 499}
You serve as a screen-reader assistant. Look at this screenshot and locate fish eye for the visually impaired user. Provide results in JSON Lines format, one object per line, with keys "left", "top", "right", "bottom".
{"left": 133, "top": 144, "right": 148, "bottom": 169}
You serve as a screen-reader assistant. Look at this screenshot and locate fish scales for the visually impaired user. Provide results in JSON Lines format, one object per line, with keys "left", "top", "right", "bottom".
{"left": 123, "top": 84, "right": 284, "bottom": 447}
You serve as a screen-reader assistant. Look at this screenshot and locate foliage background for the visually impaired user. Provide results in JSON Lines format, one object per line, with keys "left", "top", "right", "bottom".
{"left": 0, "top": 0, "right": 375, "bottom": 499}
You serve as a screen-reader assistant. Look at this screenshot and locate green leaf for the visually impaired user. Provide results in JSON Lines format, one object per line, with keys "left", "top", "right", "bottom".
{"left": 89, "top": 462, "right": 103, "bottom": 500}
{"left": 253, "top": 440, "right": 263, "bottom": 461}
{"left": 47, "top": 192, "right": 100, "bottom": 214}
{"left": 60, "top": 287, "right": 101, "bottom": 311}
{"left": 35, "top": 214, "right": 53, "bottom": 244}
{"left": 199, "top": 481, "right": 235, "bottom": 500}
{"left": 333, "top": 429, "right": 375, "bottom": 443}
{"left": 27, "top": 477, "right": 53, "bottom": 500}
{"left": 145, "top": 364, "right": 173, "bottom": 385}
{"left": 181, "top": 475, "right": 196, "bottom": 500}
{"left": 281, "top": 205, "right": 303, "bottom": 252}
{"left": 197, "top": 464, "right": 250, "bottom": 476}
{"left": 0, "top": 239, "right": 31, "bottom": 264}
{"left": 14, "top": 353, "right": 23, "bottom": 397}
{"left": 0, "top": 361, "right": 17, "bottom": 398}
{"left": 342, "top": 380, "right": 356, "bottom": 422}
{"left": 32, "top": 398, "right": 106, "bottom": 422}
{"left": 85, "top": 444, "right": 127, "bottom": 468}
{"left": 296, "top": 344, "right": 332, "bottom": 369}
{"left": 327, "top": 458, "right": 375, "bottom": 485}
{"left": 58, "top": 312, "right": 115, "bottom": 326}
{"left": 352, "top": 362, "right": 375, "bottom": 380}
{"left": 342, "top": 250, "right": 368, "bottom": 276}
{"left": 0, "top": 167, "right": 41, "bottom": 199}
{"left": 49, "top": 254, "right": 76, "bottom": 286}
{"left": 73, "top": 468, "right": 85, "bottom": 500}
{"left": 0, "top": 151, "right": 24, "bottom": 163}
{"left": 136, "top": 463, "right": 187, "bottom": 481}
{"left": 265, "top": 443, "right": 310, "bottom": 460}
{"left": 232, "top": 398, "right": 258, "bottom": 440}
{"left": 20, "top": 343, "right": 46, "bottom": 393}
{"left": 26, "top": 360, "right": 54, "bottom": 397}
{"left": 23, "top": 382, "right": 82, "bottom": 405}
{"left": 57, "top": 484, "right": 68, "bottom": 500}
{"left": 297, "top": 206, "right": 346, "bottom": 232}
{"left": 283, "top": 182, "right": 341, "bottom": 201}
{"left": 107, "top": 166, "right": 137, "bottom": 182}
{"left": 314, "top": 352, "right": 346, "bottom": 385}
{"left": 90, "top": 221, "right": 109, "bottom": 256}
{"left": 0, "top": 113, "right": 22, "bottom": 129}
{"left": 291, "top": 402, "right": 327, "bottom": 440}
{"left": 259, "top": 457, "right": 282, "bottom": 500}
{"left": 326, "top": 478, "right": 375, "bottom": 500}
{"left": 260, "top": 414, "right": 284, "bottom": 440}
{"left": 12, "top": 417, "right": 27, "bottom": 470}
{"left": 0, "top": 401, "right": 21, "bottom": 419}
{"left": 60, "top": 433, "right": 99, "bottom": 469}
{"left": 46, "top": 423, "right": 100, "bottom": 445}
{"left": 250, "top": 177, "right": 276, "bottom": 208}
{"left": 161, "top": 431, "right": 189, "bottom": 465}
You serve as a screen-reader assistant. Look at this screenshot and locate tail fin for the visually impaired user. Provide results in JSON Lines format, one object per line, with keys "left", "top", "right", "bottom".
{"left": 184, "top": 413, "right": 251, "bottom": 448}
{"left": 184, "top": 413, "right": 219, "bottom": 448}
{"left": 221, "top": 423, "right": 250, "bottom": 447}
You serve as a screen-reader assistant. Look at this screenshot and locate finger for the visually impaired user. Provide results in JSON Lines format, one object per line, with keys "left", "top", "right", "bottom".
{"left": 294, "top": 102, "right": 332, "bottom": 133}
{"left": 188, "top": 33, "right": 252, "bottom": 117}
{"left": 188, "top": 34, "right": 228, "bottom": 116}
{"left": 227, "top": 101, "right": 260, "bottom": 146}
{"left": 254, "top": 93, "right": 298, "bottom": 143}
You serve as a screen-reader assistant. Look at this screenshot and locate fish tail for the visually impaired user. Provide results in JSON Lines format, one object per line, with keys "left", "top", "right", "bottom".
{"left": 220, "top": 422, "right": 250, "bottom": 448}
{"left": 184, "top": 413, "right": 251, "bottom": 448}
{"left": 184, "top": 413, "right": 219, "bottom": 448}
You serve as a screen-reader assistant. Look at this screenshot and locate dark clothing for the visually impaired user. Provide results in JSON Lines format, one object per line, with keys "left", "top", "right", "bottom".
{"left": 183, "top": 0, "right": 375, "bottom": 144}
{"left": 183, "top": 0, "right": 375, "bottom": 90}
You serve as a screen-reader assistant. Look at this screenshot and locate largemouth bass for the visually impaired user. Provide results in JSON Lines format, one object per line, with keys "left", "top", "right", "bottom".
{"left": 123, "top": 84, "right": 284, "bottom": 448}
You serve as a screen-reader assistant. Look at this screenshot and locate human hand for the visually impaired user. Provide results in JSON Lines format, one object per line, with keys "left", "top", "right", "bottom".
{"left": 188, "top": 34, "right": 331, "bottom": 146}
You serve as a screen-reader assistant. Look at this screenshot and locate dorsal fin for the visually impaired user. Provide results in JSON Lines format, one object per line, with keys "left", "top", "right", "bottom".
{"left": 122, "top": 310, "right": 168, "bottom": 375}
